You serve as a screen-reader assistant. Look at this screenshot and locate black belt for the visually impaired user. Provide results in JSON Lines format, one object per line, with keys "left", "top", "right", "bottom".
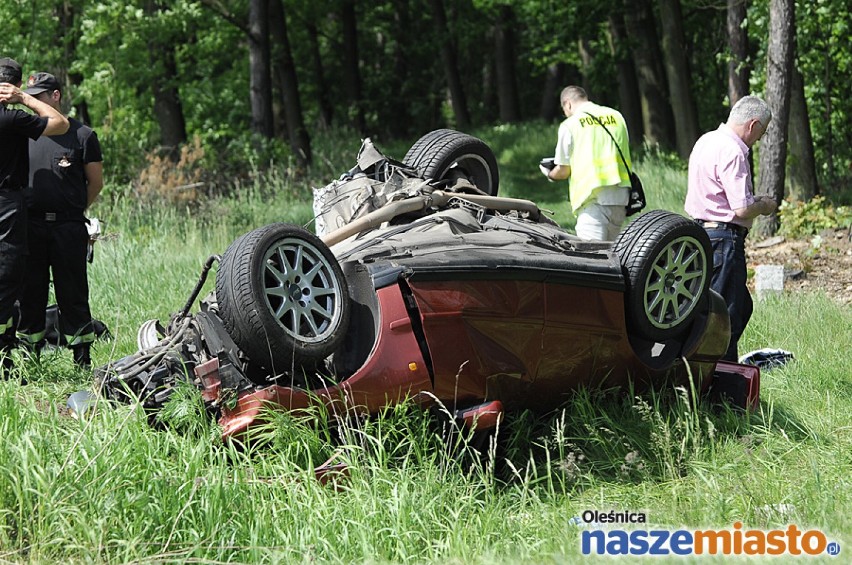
{"left": 29, "top": 210, "right": 85, "bottom": 223}
{"left": 694, "top": 219, "right": 749, "bottom": 237}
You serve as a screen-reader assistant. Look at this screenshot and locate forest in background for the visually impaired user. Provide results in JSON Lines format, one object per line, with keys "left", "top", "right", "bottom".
{"left": 2, "top": 0, "right": 850, "bottom": 234}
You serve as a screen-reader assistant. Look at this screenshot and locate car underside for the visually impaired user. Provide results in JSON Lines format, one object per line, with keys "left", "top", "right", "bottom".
{"left": 94, "top": 130, "right": 760, "bottom": 439}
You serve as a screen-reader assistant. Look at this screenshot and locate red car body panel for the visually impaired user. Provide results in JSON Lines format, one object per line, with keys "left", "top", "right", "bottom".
{"left": 214, "top": 275, "right": 733, "bottom": 438}
{"left": 713, "top": 360, "right": 761, "bottom": 410}
{"left": 410, "top": 279, "right": 633, "bottom": 407}
{"left": 217, "top": 284, "right": 430, "bottom": 438}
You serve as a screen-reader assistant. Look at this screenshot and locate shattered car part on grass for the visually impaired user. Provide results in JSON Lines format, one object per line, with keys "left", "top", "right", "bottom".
{"left": 92, "top": 130, "right": 760, "bottom": 439}
{"left": 739, "top": 348, "right": 795, "bottom": 370}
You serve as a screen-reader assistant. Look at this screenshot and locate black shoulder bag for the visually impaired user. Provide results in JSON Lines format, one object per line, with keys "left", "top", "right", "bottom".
{"left": 584, "top": 112, "right": 646, "bottom": 216}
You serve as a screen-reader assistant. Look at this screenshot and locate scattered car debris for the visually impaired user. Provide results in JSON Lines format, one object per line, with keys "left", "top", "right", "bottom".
{"left": 67, "top": 390, "right": 98, "bottom": 419}
{"left": 739, "top": 348, "right": 795, "bottom": 370}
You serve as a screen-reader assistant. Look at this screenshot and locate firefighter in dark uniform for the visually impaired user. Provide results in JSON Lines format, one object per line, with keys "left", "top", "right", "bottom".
{"left": 15, "top": 72, "right": 103, "bottom": 369}
{"left": 0, "top": 59, "right": 69, "bottom": 375}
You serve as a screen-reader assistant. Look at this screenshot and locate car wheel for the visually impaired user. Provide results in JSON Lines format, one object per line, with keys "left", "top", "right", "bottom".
{"left": 216, "top": 223, "right": 351, "bottom": 373}
{"left": 612, "top": 210, "right": 712, "bottom": 342}
{"left": 403, "top": 129, "right": 500, "bottom": 195}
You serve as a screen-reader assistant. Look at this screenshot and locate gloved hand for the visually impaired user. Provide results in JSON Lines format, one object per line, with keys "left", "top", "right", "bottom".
{"left": 539, "top": 157, "right": 556, "bottom": 182}
{"left": 86, "top": 218, "right": 102, "bottom": 264}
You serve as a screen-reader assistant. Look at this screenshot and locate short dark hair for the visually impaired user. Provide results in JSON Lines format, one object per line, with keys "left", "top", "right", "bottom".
{"left": 0, "top": 57, "right": 22, "bottom": 84}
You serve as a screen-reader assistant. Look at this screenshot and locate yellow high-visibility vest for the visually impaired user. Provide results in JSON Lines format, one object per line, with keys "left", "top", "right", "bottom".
{"left": 561, "top": 103, "right": 631, "bottom": 212}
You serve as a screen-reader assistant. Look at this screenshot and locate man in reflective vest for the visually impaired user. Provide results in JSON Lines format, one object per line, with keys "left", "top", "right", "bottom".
{"left": 541, "top": 86, "right": 631, "bottom": 241}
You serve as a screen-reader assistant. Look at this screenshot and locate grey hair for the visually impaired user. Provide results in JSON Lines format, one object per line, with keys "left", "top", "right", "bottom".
{"left": 560, "top": 86, "right": 588, "bottom": 105}
{"left": 728, "top": 95, "right": 771, "bottom": 126}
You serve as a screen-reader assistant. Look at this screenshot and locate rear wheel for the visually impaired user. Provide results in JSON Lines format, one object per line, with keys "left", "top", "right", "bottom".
{"left": 403, "top": 129, "right": 500, "bottom": 195}
{"left": 216, "top": 223, "right": 350, "bottom": 373}
{"left": 612, "top": 211, "right": 711, "bottom": 342}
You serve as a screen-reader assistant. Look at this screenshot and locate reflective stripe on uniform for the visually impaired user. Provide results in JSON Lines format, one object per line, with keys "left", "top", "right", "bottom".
{"left": 65, "top": 331, "right": 96, "bottom": 346}
{"left": 16, "top": 330, "right": 46, "bottom": 345}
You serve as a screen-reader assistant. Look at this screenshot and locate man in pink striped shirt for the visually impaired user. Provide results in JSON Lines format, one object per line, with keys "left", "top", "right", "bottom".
{"left": 685, "top": 95, "right": 777, "bottom": 361}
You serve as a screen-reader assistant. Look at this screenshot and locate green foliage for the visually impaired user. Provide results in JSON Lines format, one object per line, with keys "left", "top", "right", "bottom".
{"left": 242, "top": 405, "right": 335, "bottom": 471}
{"left": 156, "top": 381, "right": 216, "bottom": 438}
{"left": 778, "top": 195, "right": 852, "bottom": 238}
{"left": 684, "top": 1, "right": 729, "bottom": 131}
{"left": 4, "top": 0, "right": 852, "bottom": 193}
{"left": 794, "top": 0, "right": 852, "bottom": 186}
{"left": 750, "top": 0, "right": 852, "bottom": 190}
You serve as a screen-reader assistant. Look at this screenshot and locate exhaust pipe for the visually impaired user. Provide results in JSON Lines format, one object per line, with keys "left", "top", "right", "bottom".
{"left": 321, "top": 190, "right": 543, "bottom": 247}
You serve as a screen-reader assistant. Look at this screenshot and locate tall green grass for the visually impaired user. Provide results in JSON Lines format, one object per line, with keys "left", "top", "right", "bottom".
{"left": 1, "top": 126, "right": 849, "bottom": 563}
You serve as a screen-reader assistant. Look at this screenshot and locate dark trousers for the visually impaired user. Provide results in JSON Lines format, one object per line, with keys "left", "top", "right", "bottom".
{"left": 0, "top": 190, "right": 26, "bottom": 352}
{"left": 17, "top": 219, "right": 94, "bottom": 347}
{"left": 706, "top": 228, "right": 753, "bottom": 362}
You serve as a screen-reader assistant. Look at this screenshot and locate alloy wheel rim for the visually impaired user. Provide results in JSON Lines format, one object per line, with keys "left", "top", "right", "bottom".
{"left": 262, "top": 237, "right": 342, "bottom": 342}
{"left": 643, "top": 236, "right": 707, "bottom": 329}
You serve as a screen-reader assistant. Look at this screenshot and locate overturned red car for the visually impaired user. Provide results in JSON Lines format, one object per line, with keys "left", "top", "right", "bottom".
{"left": 96, "top": 130, "right": 759, "bottom": 438}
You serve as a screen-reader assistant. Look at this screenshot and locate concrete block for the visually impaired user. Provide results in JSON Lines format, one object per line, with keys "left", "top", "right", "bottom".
{"left": 755, "top": 264, "right": 784, "bottom": 299}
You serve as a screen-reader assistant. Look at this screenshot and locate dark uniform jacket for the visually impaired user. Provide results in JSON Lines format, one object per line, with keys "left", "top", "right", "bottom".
{"left": 26, "top": 117, "right": 102, "bottom": 220}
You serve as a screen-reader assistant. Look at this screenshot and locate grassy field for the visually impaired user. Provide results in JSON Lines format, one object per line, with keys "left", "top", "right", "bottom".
{"left": 1, "top": 124, "right": 850, "bottom": 563}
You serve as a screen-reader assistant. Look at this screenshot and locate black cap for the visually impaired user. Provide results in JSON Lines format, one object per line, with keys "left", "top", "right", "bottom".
{"left": 0, "top": 57, "right": 23, "bottom": 84}
{"left": 23, "top": 72, "right": 61, "bottom": 96}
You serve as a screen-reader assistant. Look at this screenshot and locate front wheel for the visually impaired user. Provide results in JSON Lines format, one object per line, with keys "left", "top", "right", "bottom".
{"left": 215, "top": 223, "right": 351, "bottom": 373}
{"left": 612, "top": 211, "right": 712, "bottom": 342}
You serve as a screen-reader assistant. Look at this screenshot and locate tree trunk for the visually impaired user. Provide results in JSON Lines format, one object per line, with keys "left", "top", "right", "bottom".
{"left": 481, "top": 57, "right": 497, "bottom": 123}
{"left": 608, "top": 15, "right": 644, "bottom": 143}
{"left": 428, "top": 0, "right": 470, "bottom": 129}
{"left": 384, "top": 1, "right": 414, "bottom": 137}
{"left": 52, "top": 2, "right": 91, "bottom": 125}
{"left": 248, "top": 0, "right": 273, "bottom": 138}
{"left": 727, "top": 0, "right": 751, "bottom": 106}
{"left": 577, "top": 38, "right": 594, "bottom": 95}
{"left": 658, "top": 0, "right": 700, "bottom": 159}
{"left": 305, "top": 21, "right": 333, "bottom": 129}
{"left": 493, "top": 4, "right": 521, "bottom": 123}
{"left": 341, "top": 0, "right": 366, "bottom": 134}
{"left": 55, "top": 3, "right": 74, "bottom": 115}
{"left": 755, "top": 0, "right": 795, "bottom": 237}
{"left": 538, "top": 62, "right": 566, "bottom": 122}
{"left": 787, "top": 64, "right": 818, "bottom": 201}
{"left": 145, "top": 0, "right": 187, "bottom": 157}
{"left": 623, "top": 0, "right": 675, "bottom": 149}
{"left": 269, "top": 0, "right": 311, "bottom": 167}
{"left": 150, "top": 49, "right": 188, "bottom": 158}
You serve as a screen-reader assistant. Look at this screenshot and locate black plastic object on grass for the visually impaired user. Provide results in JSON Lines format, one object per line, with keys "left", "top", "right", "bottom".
{"left": 739, "top": 348, "right": 795, "bottom": 370}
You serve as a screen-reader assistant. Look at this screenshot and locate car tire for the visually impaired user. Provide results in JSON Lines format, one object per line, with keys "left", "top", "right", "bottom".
{"left": 215, "top": 223, "right": 351, "bottom": 373}
{"left": 403, "top": 129, "right": 500, "bottom": 195}
{"left": 612, "top": 210, "right": 712, "bottom": 342}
